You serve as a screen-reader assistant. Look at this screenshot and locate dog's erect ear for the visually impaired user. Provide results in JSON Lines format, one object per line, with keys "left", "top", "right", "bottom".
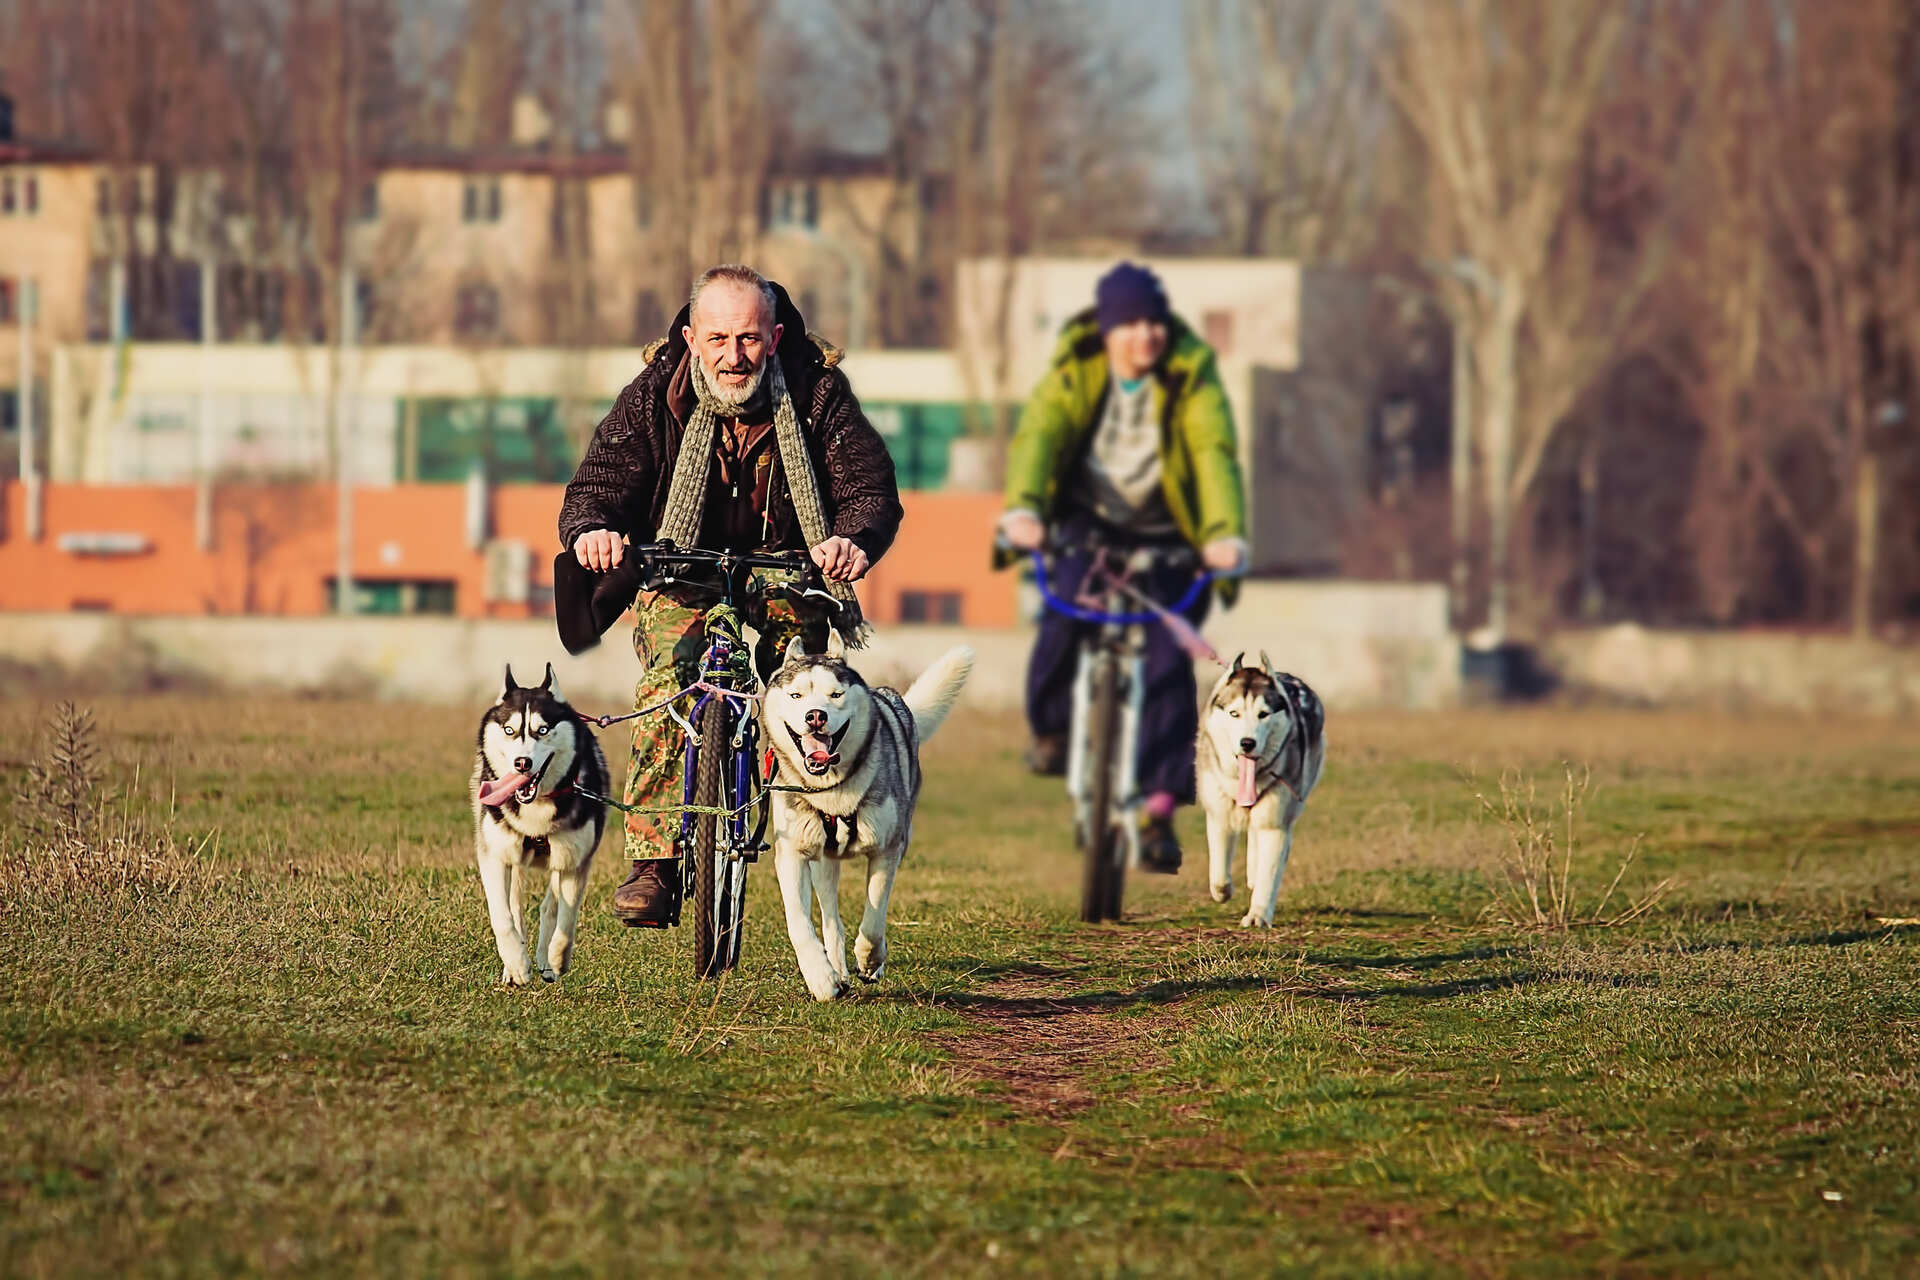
{"left": 824, "top": 629, "right": 846, "bottom": 657}
{"left": 539, "top": 662, "right": 556, "bottom": 691}
{"left": 541, "top": 662, "right": 563, "bottom": 700}
{"left": 501, "top": 664, "right": 519, "bottom": 696}
{"left": 784, "top": 635, "right": 808, "bottom": 666}
{"left": 1229, "top": 651, "right": 1246, "bottom": 672}
{"left": 1259, "top": 650, "right": 1276, "bottom": 677}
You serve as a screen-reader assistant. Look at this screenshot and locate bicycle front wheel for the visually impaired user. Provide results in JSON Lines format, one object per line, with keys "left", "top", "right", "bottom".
{"left": 690, "top": 695, "right": 742, "bottom": 979}
{"left": 1079, "top": 652, "right": 1124, "bottom": 923}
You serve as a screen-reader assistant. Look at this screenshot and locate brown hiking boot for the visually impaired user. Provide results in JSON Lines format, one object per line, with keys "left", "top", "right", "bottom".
{"left": 612, "top": 858, "right": 680, "bottom": 928}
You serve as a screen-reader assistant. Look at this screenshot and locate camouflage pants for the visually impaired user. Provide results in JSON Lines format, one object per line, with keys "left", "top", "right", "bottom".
{"left": 622, "top": 587, "right": 829, "bottom": 861}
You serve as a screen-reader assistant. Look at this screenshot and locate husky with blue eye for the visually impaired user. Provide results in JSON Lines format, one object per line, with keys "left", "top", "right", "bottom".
{"left": 1197, "top": 653, "right": 1326, "bottom": 928}
{"left": 470, "top": 663, "right": 609, "bottom": 984}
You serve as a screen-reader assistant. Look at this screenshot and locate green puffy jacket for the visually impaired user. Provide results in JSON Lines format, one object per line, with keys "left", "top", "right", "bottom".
{"left": 1003, "top": 309, "right": 1246, "bottom": 554}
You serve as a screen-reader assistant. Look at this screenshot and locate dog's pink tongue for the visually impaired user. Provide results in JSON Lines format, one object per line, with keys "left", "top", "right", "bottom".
{"left": 479, "top": 773, "right": 530, "bottom": 806}
{"left": 1236, "top": 755, "right": 1260, "bottom": 807}
{"left": 803, "top": 733, "right": 836, "bottom": 766}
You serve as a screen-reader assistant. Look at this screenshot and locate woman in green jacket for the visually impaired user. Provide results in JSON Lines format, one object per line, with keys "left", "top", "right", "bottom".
{"left": 999, "top": 262, "right": 1247, "bottom": 873}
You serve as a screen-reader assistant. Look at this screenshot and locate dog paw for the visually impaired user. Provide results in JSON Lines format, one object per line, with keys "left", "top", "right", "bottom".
{"left": 855, "top": 961, "right": 885, "bottom": 984}
{"left": 1238, "top": 912, "right": 1273, "bottom": 929}
{"left": 539, "top": 967, "right": 559, "bottom": 984}
{"left": 500, "top": 958, "right": 534, "bottom": 986}
{"left": 808, "top": 977, "right": 851, "bottom": 1002}
{"left": 1210, "top": 881, "right": 1233, "bottom": 903}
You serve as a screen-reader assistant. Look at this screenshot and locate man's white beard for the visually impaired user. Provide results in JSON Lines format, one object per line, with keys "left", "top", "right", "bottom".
{"left": 695, "top": 352, "right": 766, "bottom": 409}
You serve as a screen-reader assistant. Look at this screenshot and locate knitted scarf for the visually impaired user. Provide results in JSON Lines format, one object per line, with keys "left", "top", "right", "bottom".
{"left": 655, "top": 353, "right": 869, "bottom": 647}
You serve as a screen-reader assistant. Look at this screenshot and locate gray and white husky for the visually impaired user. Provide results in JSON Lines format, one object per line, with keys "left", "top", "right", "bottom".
{"left": 1197, "top": 653, "right": 1327, "bottom": 928}
{"left": 470, "top": 663, "right": 610, "bottom": 985}
{"left": 759, "top": 638, "right": 974, "bottom": 1002}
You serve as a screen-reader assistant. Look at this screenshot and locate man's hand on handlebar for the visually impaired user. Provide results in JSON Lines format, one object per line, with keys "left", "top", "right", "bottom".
{"left": 574, "top": 529, "right": 625, "bottom": 571}
{"left": 810, "top": 535, "right": 869, "bottom": 583}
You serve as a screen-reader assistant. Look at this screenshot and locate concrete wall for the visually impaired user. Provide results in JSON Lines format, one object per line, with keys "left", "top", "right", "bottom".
{"left": 1547, "top": 624, "right": 1920, "bottom": 715}
{"left": 0, "top": 579, "right": 1462, "bottom": 711}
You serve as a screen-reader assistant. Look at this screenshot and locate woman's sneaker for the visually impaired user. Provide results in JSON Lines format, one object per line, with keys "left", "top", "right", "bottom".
{"left": 1138, "top": 813, "right": 1182, "bottom": 875}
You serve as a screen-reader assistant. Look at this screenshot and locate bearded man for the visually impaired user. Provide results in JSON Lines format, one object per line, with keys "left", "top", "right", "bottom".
{"left": 558, "top": 264, "right": 902, "bottom": 927}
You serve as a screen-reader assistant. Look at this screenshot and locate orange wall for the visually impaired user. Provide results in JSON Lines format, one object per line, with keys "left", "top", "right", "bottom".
{"left": 0, "top": 483, "right": 1014, "bottom": 625}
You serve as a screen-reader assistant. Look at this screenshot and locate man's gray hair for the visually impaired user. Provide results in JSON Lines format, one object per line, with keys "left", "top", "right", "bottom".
{"left": 688, "top": 264, "right": 777, "bottom": 329}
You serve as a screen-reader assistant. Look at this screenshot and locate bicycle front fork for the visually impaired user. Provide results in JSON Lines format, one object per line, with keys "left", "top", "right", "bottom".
{"left": 1067, "top": 647, "right": 1147, "bottom": 868}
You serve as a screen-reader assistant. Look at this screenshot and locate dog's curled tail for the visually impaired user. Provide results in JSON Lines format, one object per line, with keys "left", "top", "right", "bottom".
{"left": 904, "top": 645, "right": 974, "bottom": 745}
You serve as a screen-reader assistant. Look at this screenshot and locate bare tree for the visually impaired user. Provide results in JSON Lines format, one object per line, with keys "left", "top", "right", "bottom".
{"left": 1641, "top": 0, "right": 1781, "bottom": 624}
{"left": 1758, "top": 0, "right": 1918, "bottom": 634}
{"left": 1380, "top": 0, "right": 1641, "bottom": 639}
{"left": 1185, "top": 0, "right": 1387, "bottom": 261}
{"left": 606, "top": 0, "right": 770, "bottom": 314}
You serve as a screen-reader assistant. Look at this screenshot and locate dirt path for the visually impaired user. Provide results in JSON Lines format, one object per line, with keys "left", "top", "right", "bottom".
{"left": 930, "top": 954, "right": 1184, "bottom": 1122}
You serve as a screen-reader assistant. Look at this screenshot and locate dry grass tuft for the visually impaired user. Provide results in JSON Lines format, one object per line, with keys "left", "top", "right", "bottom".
{"left": 1473, "top": 765, "right": 1673, "bottom": 931}
{"left": 2, "top": 701, "right": 204, "bottom": 903}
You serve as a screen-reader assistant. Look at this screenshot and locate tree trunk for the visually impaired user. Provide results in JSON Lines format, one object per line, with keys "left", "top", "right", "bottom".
{"left": 1852, "top": 450, "right": 1879, "bottom": 638}
{"left": 1481, "top": 298, "right": 1523, "bottom": 642}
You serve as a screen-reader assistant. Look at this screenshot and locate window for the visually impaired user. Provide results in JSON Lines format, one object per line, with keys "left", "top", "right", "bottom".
{"left": 633, "top": 181, "right": 651, "bottom": 227}
{"left": 462, "top": 177, "right": 503, "bottom": 223}
{"left": 19, "top": 172, "right": 37, "bottom": 215}
{"left": 455, "top": 282, "right": 501, "bottom": 338}
{"left": 86, "top": 260, "right": 111, "bottom": 339}
{"left": 358, "top": 178, "right": 380, "bottom": 222}
{"left": 96, "top": 174, "right": 111, "bottom": 216}
{"left": 259, "top": 272, "right": 286, "bottom": 341}
{"left": 0, "top": 279, "right": 13, "bottom": 324}
{"left": 0, "top": 388, "right": 16, "bottom": 432}
{"left": 899, "top": 590, "right": 963, "bottom": 624}
{"left": 354, "top": 278, "right": 377, "bottom": 337}
{"left": 633, "top": 289, "right": 664, "bottom": 343}
{"left": 0, "top": 172, "right": 13, "bottom": 215}
{"left": 323, "top": 579, "right": 459, "bottom": 616}
{"left": 763, "top": 179, "right": 818, "bottom": 230}
{"left": 171, "top": 261, "right": 203, "bottom": 338}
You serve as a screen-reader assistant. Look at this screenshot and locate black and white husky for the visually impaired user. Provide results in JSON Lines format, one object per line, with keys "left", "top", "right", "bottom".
{"left": 1197, "top": 653, "right": 1327, "bottom": 928}
{"left": 759, "top": 638, "right": 974, "bottom": 1001}
{"left": 470, "top": 663, "right": 609, "bottom": 984}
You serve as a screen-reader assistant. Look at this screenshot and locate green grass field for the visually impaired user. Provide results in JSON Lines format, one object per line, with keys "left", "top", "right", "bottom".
{"left": 3, "top": 694, "right": 1919, "bottom": 1277}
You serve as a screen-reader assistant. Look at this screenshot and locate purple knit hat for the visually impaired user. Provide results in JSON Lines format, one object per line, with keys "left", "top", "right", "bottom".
{"left": 1094, "top": 261, "right": 1170, "bottom": 332}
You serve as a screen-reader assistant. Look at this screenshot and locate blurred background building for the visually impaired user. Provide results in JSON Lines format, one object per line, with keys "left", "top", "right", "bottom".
{"left": 0, "top": 0, "right": 1916, "bottom": 680}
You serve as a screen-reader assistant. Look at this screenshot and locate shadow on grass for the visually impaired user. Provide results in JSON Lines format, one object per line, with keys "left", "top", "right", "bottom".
{"left": 1303, "top": 945, "right": 1520, "bottom": 972}
{"left": 911, "top": 969, "right": 1657, "bottom": 1018}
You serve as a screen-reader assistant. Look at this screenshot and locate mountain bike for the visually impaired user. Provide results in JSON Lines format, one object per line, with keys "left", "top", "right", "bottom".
{"left": 1028, "top": 543, "right": 1215, "bottom": 923}
{"left": 585, "top": 541, "right": 839, "bottom": 979}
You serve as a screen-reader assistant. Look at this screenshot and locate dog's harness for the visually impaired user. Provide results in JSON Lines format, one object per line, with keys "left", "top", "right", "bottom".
{"left": 822, "top": 811, "right": 858, "bottom": 855}
{"left": 486, "top": 753, "right": 588, "bottom": 862}
{"left": 764, "top": 746, "right": 865, "bottom": 855}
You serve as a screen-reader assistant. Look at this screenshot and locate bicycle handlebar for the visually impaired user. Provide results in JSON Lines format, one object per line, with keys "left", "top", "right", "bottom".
{"left": 626, "top": 540, "right": 815, "bottom": 574}
{"left": 1026, "top": 548, "right": 1214, "bottom": 626}
{"left": 626, "top": 540, "right": 843, "bottom": 613}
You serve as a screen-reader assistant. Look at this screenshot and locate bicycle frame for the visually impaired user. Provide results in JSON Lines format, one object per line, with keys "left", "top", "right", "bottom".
{"left": 660, "top": 605, "right": 761, "bottom": 973}
{"left": 1036, "top": 545, "right": 1213, "bottom": 898}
